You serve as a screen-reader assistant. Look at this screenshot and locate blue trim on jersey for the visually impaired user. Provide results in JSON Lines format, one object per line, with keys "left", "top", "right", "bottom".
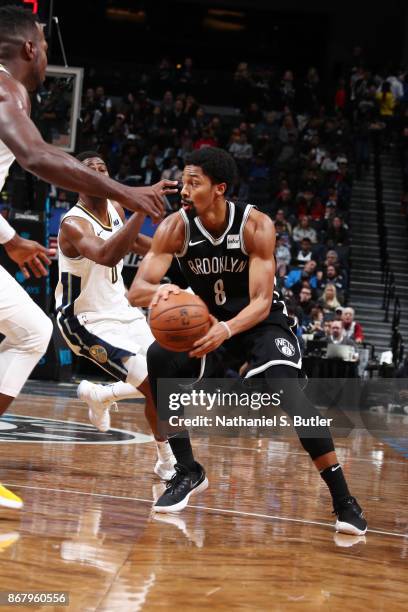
{"left": 58, "top": 271, "right": 81, "bottom": 319}
{"left": 58, "top": 315, "right": 134, "bottom": 381}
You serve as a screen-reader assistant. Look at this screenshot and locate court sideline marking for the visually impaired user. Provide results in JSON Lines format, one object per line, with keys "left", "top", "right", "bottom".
{"left": 3, "top": 482, "right": 406, "bottom": 540}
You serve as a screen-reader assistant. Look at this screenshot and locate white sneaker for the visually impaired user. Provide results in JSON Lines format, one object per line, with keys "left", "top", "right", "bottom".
{"left": 77, "top": 380, "right": 118, "bottom": 433}
{"left": 154, "top": 440, "right": 177, "bottom": 480}
{"left": 154, "top": 458, "right": 177, "bottom": 481}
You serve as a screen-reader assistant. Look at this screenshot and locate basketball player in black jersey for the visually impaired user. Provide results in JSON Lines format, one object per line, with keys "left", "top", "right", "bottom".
{"left": 129, "top": 147, "right": 367, "bottom": 535}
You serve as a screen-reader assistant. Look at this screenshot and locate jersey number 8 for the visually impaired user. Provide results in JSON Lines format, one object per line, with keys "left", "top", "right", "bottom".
{"left": 214, "top": 279, "right": 226, "bottom": 306}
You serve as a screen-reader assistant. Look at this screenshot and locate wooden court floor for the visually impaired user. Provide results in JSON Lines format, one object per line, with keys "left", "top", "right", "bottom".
{"left": 0, "top": 383, "right": 407, "bottom": 612}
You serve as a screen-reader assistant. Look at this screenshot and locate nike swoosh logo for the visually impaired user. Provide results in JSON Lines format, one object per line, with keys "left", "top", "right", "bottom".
{"left": 331, "top": 465, "right": 341, "bottom": 472}
{"left": 189, "top": 240, "right": 206, "bottom": 247}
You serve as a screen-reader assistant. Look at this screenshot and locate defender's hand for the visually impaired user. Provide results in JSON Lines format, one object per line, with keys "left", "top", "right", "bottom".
{"left": 4, "top": 234, "right": 53, "bottom": 278}
{"left": 124, "top": 180, "right": 178, "bottom": 222}
{"left": 189, "top": 316, "right": 229, "bottom": 358}
{"left": 152, "top": 179, "right": 180, "bottom": 197}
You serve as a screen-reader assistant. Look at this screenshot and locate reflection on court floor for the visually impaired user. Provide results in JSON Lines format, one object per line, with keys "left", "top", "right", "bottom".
{"left": 0, "top": 382, "right": 407, "bottom": 611}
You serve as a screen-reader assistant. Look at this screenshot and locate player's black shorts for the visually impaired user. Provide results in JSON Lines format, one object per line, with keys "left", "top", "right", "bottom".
{"left": 223, "top": 318, "right": 302, "bottom": 378}
{"left": 148, "top": 317, "right": 302, "bottom": 389}
{"left": 147, "top": 317, "right": 304, "bottom": 423}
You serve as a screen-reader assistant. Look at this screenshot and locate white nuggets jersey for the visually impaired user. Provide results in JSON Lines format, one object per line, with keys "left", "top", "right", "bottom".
{"left": 55, "top": 201, "right": 144, "bottom": 324}
{"left": 0, "top": 65, "right": 16, "bottom": 191}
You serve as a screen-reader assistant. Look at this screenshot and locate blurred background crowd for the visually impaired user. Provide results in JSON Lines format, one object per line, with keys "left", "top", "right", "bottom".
{"left": 24, "top": 55, "right": 408, "bottom": 352}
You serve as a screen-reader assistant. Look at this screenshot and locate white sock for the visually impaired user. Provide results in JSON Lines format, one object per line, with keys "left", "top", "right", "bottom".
{"left": 156, "top": 440, "right": 174, "bottom": 463}
{"left": 93, "top": 381, "right": 140, "bottom": 403}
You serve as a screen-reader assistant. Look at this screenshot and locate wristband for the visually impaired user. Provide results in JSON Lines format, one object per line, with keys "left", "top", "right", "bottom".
{"left": 219, "top": 321, "right": 232, "bottom": 339}
{"left": 0, "top": 215, "right": 16, "bottom": 244}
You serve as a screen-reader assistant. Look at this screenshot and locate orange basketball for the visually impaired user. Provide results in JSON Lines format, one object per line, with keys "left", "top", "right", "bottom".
{"left": 149, "top": 291, "right": 211, "bottom": 352}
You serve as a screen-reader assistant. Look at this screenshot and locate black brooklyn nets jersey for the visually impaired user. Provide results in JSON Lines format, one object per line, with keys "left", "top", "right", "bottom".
{"left": 176, "top": 201, "right": 288, "bottom": 325}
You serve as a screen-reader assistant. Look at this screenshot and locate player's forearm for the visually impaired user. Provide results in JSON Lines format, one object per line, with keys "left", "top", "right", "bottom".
{"left": 98, "top": 213, "right": 146, "bottom": 267}
{"left": 226, "top": 297, "right": 271, "bottom": 336}
{"left": 132, "top": 234, "right": 152, "bottom": 256}
{"left": 21, "top": 144, "right": 131, "bottom": 203}
{"left": 128, "top": 279, "right": 161, "bottom": 307}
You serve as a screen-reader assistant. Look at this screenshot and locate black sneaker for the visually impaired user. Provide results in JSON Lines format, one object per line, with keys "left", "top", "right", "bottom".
{"left": 333, "top": 496, "right": 367, "bottom": 535}
{"left": 152, "top": 463, "right": 208, "bottom": 513}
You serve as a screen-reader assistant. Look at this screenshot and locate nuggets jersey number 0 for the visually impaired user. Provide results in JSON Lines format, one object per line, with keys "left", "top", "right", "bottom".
{"left": 176, "top": 201, "right": 287, "bottom": 324}
{"left": 55, "top": 201, "right": 144, "bottom": 324}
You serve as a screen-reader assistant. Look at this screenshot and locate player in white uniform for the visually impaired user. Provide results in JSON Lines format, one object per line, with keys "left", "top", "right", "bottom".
{"left": 0, "top": 6, "right": 177, "bottom": 509}
{"left": 56, "top": 152, "right": 176, "bottom": 479}
{"left": 0, "top": 99, "right": 53, "bottom": 510}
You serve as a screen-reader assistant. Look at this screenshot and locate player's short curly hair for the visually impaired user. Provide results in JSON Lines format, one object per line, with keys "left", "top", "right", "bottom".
{"left": 185, "top": 147, "right": 238, "bottom": 193}
{"left": 0, "top": 6, "right": 39, "bottom": 43}
{"left": 76, "top": 150, "right": 104, "bottom": 163}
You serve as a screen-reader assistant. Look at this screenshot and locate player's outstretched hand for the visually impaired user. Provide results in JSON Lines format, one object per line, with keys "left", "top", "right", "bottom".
{"left": 152, "top": 179, "right": 180, "bottom": 197}
{"left": 124, "top": 180, "right": 178, "bottom": 223}
{"left": 151, "top": 283, "right": 181, "bottom": 307}
{"left": 189, "top": 315, "right": 229, "bottom": 358}
{"left": 4, "top": 234, "right": 54, "bottom": 279}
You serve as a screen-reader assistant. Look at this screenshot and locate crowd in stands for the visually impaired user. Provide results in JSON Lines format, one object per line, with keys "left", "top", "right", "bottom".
{"left": 343, "top": 62, "right": 408, "bottom": 234}
{"left": 69, "top": 58, "right": 373, "bottom": 346}
{"left": 11, "top": 54, "right": 408, "bottom": 351}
